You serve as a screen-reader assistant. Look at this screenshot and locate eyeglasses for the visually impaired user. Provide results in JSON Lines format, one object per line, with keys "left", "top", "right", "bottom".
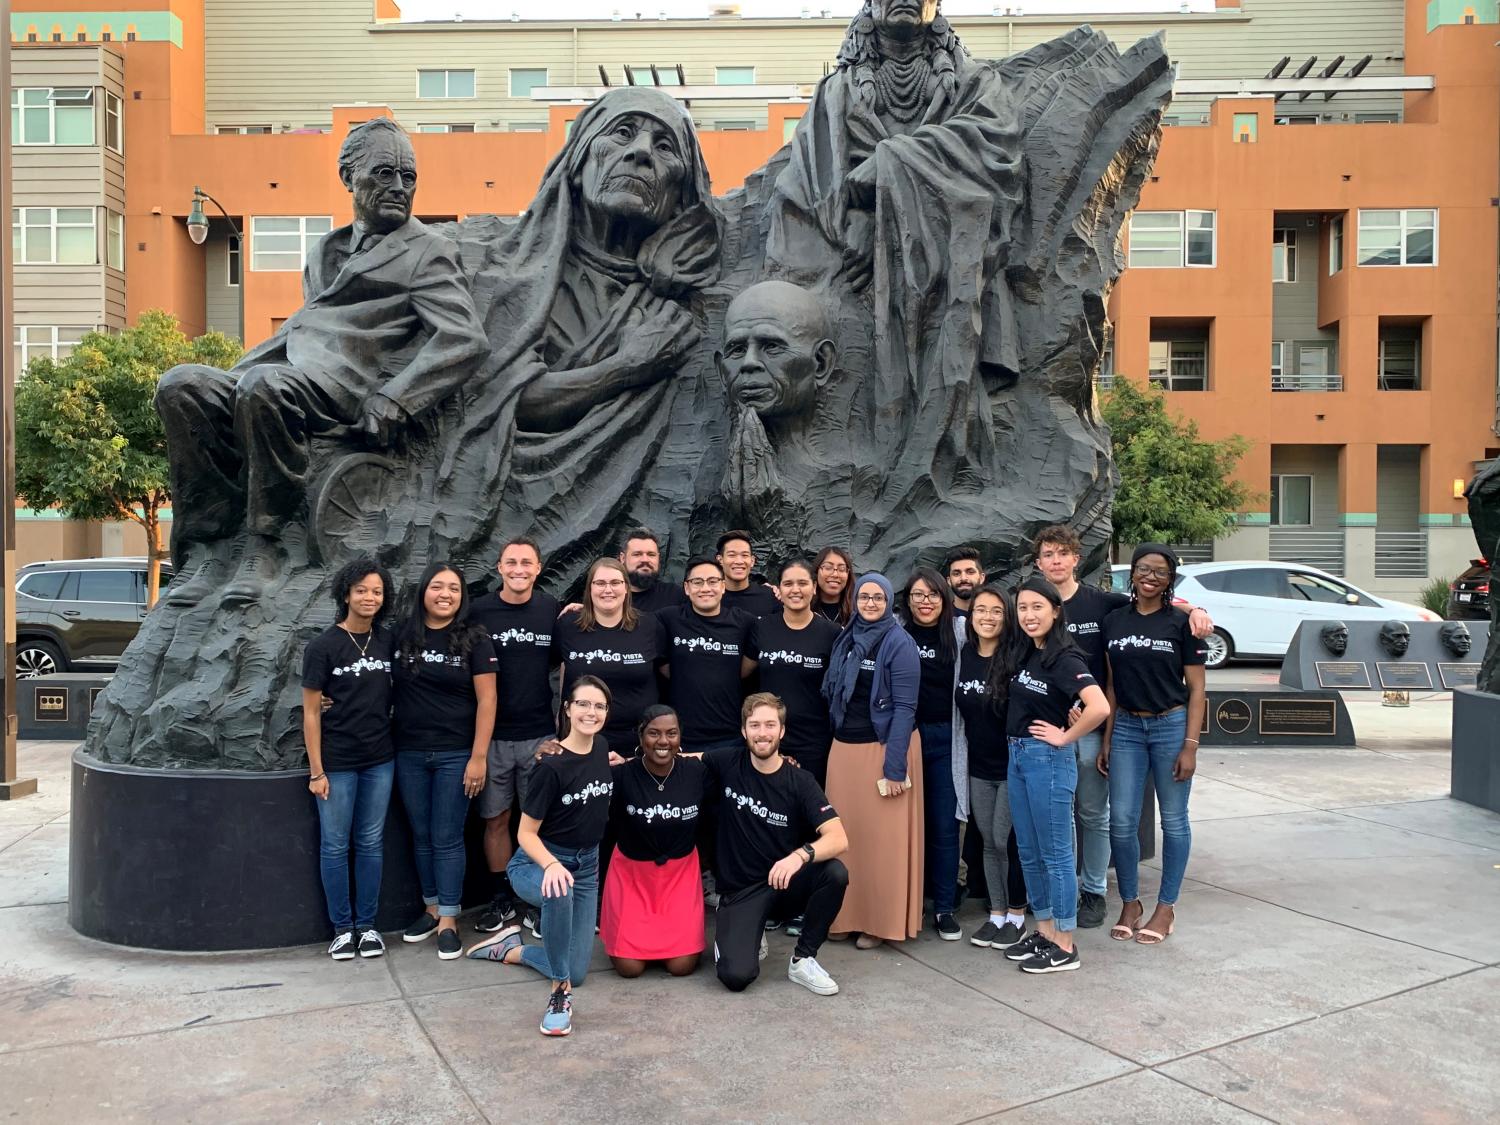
{"left": 686, "top": 576, "right": 724, "bottom": 589}
{"left": 856, "top": 593, "right": 887, "bottom": 605}
{"left": 818, "top": 563, "right": 849, "bottom": 575}
{"left": 908, "top": 591, "right": 941, "bottom": 603}
{"left": 1132, "top": 565, "right": 1172, "bottom": 581}
{"left": 370, "top": 166, "right": 417, "bottom": 188}
{"left": 971, "top": 607, "right": 1006, "bottom": 618}
{"left": 569, "top": 700, "right": 608, "bottom": 712}
{"left": 591, "top": 579, "right": 627, "bottom": 589}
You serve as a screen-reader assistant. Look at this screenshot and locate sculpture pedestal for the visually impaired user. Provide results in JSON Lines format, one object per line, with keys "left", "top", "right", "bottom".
{"left": 68, "top": 750, "right": 490, "bottom": 951}
{"left": 1451, "top": 688, "right": 1500, "bottom": 814}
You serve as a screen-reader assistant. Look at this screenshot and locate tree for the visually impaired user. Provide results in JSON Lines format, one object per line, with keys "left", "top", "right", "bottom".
{"left": 1100, "top": 377, "right": 1257, "bottom": 557}
{"left": 15, "top": 311, "right": 242, "bottom": 606}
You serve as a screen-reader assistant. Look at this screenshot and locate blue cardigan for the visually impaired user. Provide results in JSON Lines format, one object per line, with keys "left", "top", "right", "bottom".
{"left": 863, "top": 624, "right": 922, "bottom": 782}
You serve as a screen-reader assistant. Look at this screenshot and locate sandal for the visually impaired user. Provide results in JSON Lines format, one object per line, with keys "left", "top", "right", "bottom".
{"left": 854, "top": 933, "right": 883, "bottom": 950}
{"left": 1135, "top": 909, "right": 1176, "bottom": 945}
{"left": 1110, "top": 901, "right": 1142, "bottom": 942}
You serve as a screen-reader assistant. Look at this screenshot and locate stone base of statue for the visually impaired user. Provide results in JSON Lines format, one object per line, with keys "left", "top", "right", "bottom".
{"left": 1451, "top": 688, "right": 1500, "bottom": 814}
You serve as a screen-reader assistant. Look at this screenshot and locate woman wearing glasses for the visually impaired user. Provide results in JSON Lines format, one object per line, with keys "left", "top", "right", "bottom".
{"left": 822, "top": 573, "right": 923, "bottom": 949}
{"left": 1098, "top": 545, "right": 1207, "bottom": 946}
{"left": 900, "top": 567, "right": 965, "bottom": 941}
{"left": 812, "top": 546, "right": 855, "bottom": 625}
{"left": 551, "top": 558, "right": 669, "bottom": 759}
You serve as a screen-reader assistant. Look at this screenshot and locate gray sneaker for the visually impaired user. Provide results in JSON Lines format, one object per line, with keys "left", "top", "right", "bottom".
{"left": 1077, "top": 890, "right": 1108, "bottom": 929}
{"left": 993, "top": 921, "right": 1026, "bottom": 949}
{"left": 466, "top": 924, "right": 523, "bottom": 962}
{"left": 970, "top": 920, "right": 1002, "bottom": 948}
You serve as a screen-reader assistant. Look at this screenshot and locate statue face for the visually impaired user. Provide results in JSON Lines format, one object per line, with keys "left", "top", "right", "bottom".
{"left": 1378, "top": 620, "right": 1411, "bottom": 658}
{"left": 1440, "top": 621, "right": 1472, "bottom": 657}
{"left": 346, "top": 131, "right": 416, "bottom": 235}
{"left": 1320, "top": 622, "right": 1349, "bottom": 657}
{"left": 717, "top": 281, "right": 836, "bottom": 421}
{"left": 577, "top": 113, "right": 687, "bottom": 232}
{"left": 872, "top": 0, "right": 940, "bottom": 40}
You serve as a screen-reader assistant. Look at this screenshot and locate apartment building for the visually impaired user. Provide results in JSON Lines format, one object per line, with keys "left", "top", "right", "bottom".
{"left": 7, "top": 0, "right": 1498, "bottom": 597}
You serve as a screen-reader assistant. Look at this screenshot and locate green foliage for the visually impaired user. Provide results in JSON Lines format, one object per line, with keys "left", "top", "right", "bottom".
{"left": 1100, "top": 377, "right": 1257, "bottom": 550}
{"left": 1419, "top": 577, "right": 1451, "bottom": 619}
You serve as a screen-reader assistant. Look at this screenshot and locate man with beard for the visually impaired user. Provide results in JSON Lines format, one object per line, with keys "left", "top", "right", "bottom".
{"left": 704, "top": 694, "right": 850, "bottom": 995}
{"left": 944, "top": 547, "right": 986, "bottom": 617}
{"left": 620, "top": 528, "right": 685, "bottom": 615}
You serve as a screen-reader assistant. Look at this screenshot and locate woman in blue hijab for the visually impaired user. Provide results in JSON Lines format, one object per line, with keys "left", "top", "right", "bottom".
{"left": 821, "top": 572, "right": 923, "bottom": 948}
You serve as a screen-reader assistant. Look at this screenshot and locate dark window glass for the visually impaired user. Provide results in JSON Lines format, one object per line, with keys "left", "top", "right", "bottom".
{"left": 1203, "top": 568, "right": 1290, "bottom": 599}
{"left": 17, "top": 571, "right": 68, "bottom": 600}
{"left": 75, "top": 569, "right": 138, "bottom": 603}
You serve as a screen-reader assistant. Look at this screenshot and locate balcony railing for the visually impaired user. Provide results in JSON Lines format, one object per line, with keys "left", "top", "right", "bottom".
{"left": 1269, "top": 528, "right": 1346, "bottom": 576}
{"left": 1272, "top": 374, "right": 1344, "bottom": 392}
{"left": 1374, "top": 530, "right": 1428, "bottom": 579}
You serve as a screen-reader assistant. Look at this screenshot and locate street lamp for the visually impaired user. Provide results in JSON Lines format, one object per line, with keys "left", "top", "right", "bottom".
{"left": 186, "top": 185, "right": 237, "bottom": 245}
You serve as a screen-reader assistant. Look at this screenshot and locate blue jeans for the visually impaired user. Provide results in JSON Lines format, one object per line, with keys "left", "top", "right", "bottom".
{"left": 395, "top": 750, "right": 472, "bottom": 918}
{"left": 1008, "top": 736, "right": 1079, "bottom": 932}
{"left": 508, "top": 844, "right": 600, "bottom": 986}
{"left": 315, "top": 759, "right": 395, "bottom": 931}
{"left": 919, "top": 721, "right": 959, "bottom": 914}
{"left": 1108, "top": 709, "right": 1193, "bottom": 905}
{"left": 1073, "top": 729, "right": 1110, "bottom": 896}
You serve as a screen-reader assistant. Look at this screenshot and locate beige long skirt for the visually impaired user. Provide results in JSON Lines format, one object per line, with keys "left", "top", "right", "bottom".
{"left": 825, "top": 735, "right": 924, "bottom": 942}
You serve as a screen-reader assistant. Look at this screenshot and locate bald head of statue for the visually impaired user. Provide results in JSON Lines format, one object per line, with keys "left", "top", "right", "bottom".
{"left": 715, "top": 280, "right": 837, "bottom": 423}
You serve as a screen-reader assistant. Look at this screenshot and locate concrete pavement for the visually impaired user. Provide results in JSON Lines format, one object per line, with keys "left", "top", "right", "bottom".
{"left": 0, "top": 691, "right": 1496, "bottom": 1123}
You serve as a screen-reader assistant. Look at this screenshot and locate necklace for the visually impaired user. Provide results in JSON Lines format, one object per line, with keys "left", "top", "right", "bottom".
{"left": 641, "top": 755, "right": 675, "bottom": 793}
{"left": 873, "top": 55, "right": 932, "bottom": 124}
{"left": 340, "top": 625, "right": 372, "bottom": 660}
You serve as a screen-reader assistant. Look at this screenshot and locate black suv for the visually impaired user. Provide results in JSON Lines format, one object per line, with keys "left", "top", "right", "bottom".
{"left": 13, "top": 558, "right": 173, "bottom": 678}
{"left": 1447, "top": 559, "right": 1490, "bottom": 621}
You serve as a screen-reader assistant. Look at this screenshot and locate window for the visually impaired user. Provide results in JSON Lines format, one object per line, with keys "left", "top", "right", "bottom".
{"left": 1355, "top": 112, "right": 1400, "bottom": 124}
{"left": 716, "top": 66, "right": 756, "bottom": 85}
{"left": 509, "top": 122, "right": 547, "bottom": 132}
{"left": 1286, "top": 571, "right": 1354, "bottom": 604}
{"left": 1378, "top": 336, "right": 1420, "bottom": 390}
{"left": 1232, "top": 112, "right": 1257, "bottom": 143}
{"left": 1148, "top": 339, "right": 1207, "bottom": 391}
{"left": 250, "top": 216, "right": 332, "bottom": 272}
{"left": 214, "top": 124, "right": 273, "bottom": 135}
{"left": 75, "top": 569, "right": 138, "bottom": 604}
{"left": 418, "top": 69, "right": 476, "bottom": 99}
{"left": 1275, "top": 114, "right": 1319, "bottom": 125}
{"left": 1329, "top": 216, "right": 1344, "bottom": 274}
{"left": 1296, "top": 343, "right": 1332, "bottom": 382}
{"left": 106, "top": 211, "right": 124, "bottom": 269}
{"left": 227, "top": 236, "right": 241, "bottom": 286}
{"left": 715, "top": 120, "right": 756, "bottom": 131}
{"left": 1270, "top": 475, "right": 1313, "bottom": 526}
{"left": 1270, "top": 340, "right": 1285, "bottom": 385}
{"left": 1097, "top": 342, "right": 1115, "bottom": 388}
{"left": 509, "top": 68, "right": 548, "bottom": 98}
{"left": 1128, "top": 210, "right": 1215, "bottom": 268}
{"left": 1357, "top": 209, "right": 1437, "bottom": 267}
{"left": 13, "top": 325, "right": 90, "bottom": 372}
{"left": 104, "top": 91, "right": 122, "bottom": 152}
{"left": 416, "top": 123, "right": 475, "bottom": 133}
{"left": 10, "top": 87, "right": 95, "bottom": 145}
{"left": 1195, "top": 568, "right": 1289, "bottom": 599}
{"left": 1272, "top": 228, "right": 1296, "bottom": 283}
{"left": 17, "top": 570, "right": 69, "bottom": 601}
{"left": 12, "top": 207, "right": 98, "bottom": 264}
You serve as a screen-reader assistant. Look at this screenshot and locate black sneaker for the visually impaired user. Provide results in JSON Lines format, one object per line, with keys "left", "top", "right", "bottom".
{"left": 402, "top": 913, "right": 440, "bottom": 943}
{"left": 474, "top": 893, "right": 518, "bottom": 933}
{"left": 993, "top": 921, "right": 1026, "bottom": 949}
{"left": 357, "top": 928, "right": 386, "bottom": 958}
{"left": 523, "top": 909, "right": 542, "bottom": 939}
{"left": 1077, "top": 890, "right": 1107, "bottom": 929}
{"left": 1019, "top": 940, "right": 1081, "bottom": 974}
{"left": 437, "top": 927, "right": 463, "bottom": 960}
{"left": 328, "top": 930, "right": 357, "bottom": 961}
{"left": 970, "top": 920, "right": 1001, "bottom": 948}
{"left": 764, "top": 917, "right": 784, "bottom": 932}
{"left": 1003, "top": 930, "right": 1046, "bottom": 961}
{"left": 784, "top": 914, "right": 805, "bottom": 938}
{"left": 935, "top": 913, "right": 962, "bottom": 941}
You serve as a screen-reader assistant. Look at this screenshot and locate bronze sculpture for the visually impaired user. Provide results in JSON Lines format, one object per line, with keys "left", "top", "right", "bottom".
{"left": 1378, "top": 620, "right": 1412, "bottom": 659}
{"left": 1320, "top": 622, "right": 1350, "bottom": 658}
{"left": 1465, "top": 460, "right": 1500, "bottom": 692}
{"left": 1440, "top": 621, "right": 1473, "bottom": 659}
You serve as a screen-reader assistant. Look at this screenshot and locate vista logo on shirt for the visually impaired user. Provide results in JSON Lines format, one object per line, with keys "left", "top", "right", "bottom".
{"left": 723, "top": 785, "right": 789, "bottom": 828}
{"left": 957, "top": 677, "right": 987, "bottom": 697}
{"left": 1015, "top": 669, "right": 1050, "bottom": 696}
{"left": 570, "top": 648, "right": 646, "bottom": 665}
{"left": 627, "top": 801, "right": 699, "bottom": 823}
{"left": 492, "top": 628, "right": 550, "bottom": 648}
{"left": 761, "top": 649, "right": 824, "bottom": 669}
{"left": 1068, "top": 621, "right": 1101, "bottom": 637}
{"left": 675, "top": 636, "right": 739, "bottom": 656}
{"left": 916, "top": 644, "right": 937, "bottom": 660}
{"left": 420, "top": 649, "right": 464, "bottom": 667}
{"left": 1107, "top": 634, "right": 1177, "bottom": 655}
{"left": 560, "top": 779, "right": 613, "bottom": 806}
{"left": 331, "top": 657, "right": 392, "bottom": 679}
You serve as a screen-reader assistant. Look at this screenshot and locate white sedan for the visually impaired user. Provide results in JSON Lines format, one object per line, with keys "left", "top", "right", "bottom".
{"left": 1174, "top": 561, "right": 1439, "bottom": 668}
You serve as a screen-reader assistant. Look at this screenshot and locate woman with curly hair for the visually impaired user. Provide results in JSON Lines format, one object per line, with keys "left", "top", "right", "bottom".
{"left": 301, "top": 556, "right": 398, "bottom": 962}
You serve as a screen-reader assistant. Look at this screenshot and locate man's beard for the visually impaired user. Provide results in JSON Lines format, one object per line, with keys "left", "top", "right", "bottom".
{"left": 630, "top": 567, "right": 659, "bottom": 591}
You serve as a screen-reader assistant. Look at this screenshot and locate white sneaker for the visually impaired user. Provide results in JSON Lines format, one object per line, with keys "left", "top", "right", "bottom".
{"left": 759, "top": 933, "right": 768, "bottom": 961}
{"left": 788, "top": 955, "right": 839, "bottom": 996}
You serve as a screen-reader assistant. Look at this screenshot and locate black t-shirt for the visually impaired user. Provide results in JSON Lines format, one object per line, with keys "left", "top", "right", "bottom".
{"left": 522, "top": 736, "right": 614, "bottom": 850}
{"left": 631, "top": 581, "right": 686, "bottom": 616}
{"left": 1102, "top": 605, "right": 1206, "bottom": 714}
{"left": 1005, "top": 645, "right": 1098, "bottom": 738}
{"left": 391, "top": 626, "right": 498, "bottom": 749}
{"left": 551, "top": 611, "right": 669, "bottom": 753}
{"left": 610, "top": 755, "right": 709, "bottom": 863}
{"left": 703, "top": 747, "right": 838, "bottom": 895}
{"left": 906, "top": 622, "right": 955, "bottom": 725}
{"left": 813, "top": 599, "right": 846, "bottom": 625}
{"left": 722, "top": 583, "right": 781, "bottom": 618}
{"left": 750, "top": 614, "right": 839, "bottom": 759}
{"left": 1063, "top": 584, "right": 1130, "bottom": 685}
{"left": 835, "top": 658, "right": 878, "bottom": 743}
{"left": 955, "top": 641, "right": 1007, "bottom": 781}
{"left": 301, "top": 625, "right": 395, "bottom": 771}
{"left": 659, "top": 605, "right": 753, "bottom": 745}
{"left": 470, "top": 589, "right": 560, "bottom": 740}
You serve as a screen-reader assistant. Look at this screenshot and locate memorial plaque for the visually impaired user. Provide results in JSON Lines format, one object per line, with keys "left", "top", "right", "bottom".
{"left": 1258, "top": 698, "right": 1338, "bottom": 738}
{"left": 1377, "top": 662, "right": 1433, "bottom": 690}
{"left": 1213, "top": 697, "right": 1252, "bottom": 735}
{"left": 34, "top": 687, "right": 69, "bottom": 723}
{"left": 89, "top": 686, "right": 105, "bottom": 712}
{"left": 1438, "top": 663, "right": 1481, "bottom": 690}
{"left": 1315, "top": 661, "right": 1373, "bottom": 690}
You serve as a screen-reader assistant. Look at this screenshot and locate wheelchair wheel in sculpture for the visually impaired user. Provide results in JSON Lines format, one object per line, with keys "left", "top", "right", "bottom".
{"left": 310, "top": 452, "right": 399, "bottom": 565}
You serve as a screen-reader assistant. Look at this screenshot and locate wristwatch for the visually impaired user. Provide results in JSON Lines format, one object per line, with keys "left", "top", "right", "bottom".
{"left": 801, "top": 844, "right": 816, "bottom": 865}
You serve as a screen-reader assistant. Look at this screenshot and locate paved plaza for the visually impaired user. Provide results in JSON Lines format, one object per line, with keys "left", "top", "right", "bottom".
{"left": 1, "top": 680, "right": 1497, "bottom": 1123}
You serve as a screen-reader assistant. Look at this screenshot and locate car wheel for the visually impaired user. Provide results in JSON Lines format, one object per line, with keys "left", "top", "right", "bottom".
{"left": 16, "top": 639, "right": 65, "bottom": 679}
{"left": 1201, "top": 629, "right": 1232, "bottom": 670}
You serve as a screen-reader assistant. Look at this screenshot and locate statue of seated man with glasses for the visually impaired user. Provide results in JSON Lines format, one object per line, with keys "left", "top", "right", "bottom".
{"left": 156, "top": 117, "right": 487, "bottom": 609}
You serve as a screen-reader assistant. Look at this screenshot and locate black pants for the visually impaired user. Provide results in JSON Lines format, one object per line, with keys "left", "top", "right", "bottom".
{"left": 713, "top": 859, "right": 849, "bottom": 992}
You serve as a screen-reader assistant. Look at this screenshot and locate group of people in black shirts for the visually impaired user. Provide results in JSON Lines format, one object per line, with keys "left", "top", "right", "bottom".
{"left": 302, "top": 525, "right": 1209, "bottom": 1037}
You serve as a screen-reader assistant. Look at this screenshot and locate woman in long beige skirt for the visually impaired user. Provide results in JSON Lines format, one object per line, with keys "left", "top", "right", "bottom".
{"left": 821, "top": 573, "right": 924, "bottom": 947}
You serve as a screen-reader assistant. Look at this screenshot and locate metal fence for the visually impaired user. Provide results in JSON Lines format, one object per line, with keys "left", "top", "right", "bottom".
{"left": 1269, "top": 528, "right": 1346, "bottom": 575}
{"left": 1272, "top": 374, "right": 1345, "bottom": 392}
{"left": 1373, "top": 530, "right": 1429, "bottom": 579}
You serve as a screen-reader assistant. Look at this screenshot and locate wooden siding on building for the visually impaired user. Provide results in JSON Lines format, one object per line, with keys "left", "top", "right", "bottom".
{"left": 13, "top": 264, "right": 109, "bottom": 327}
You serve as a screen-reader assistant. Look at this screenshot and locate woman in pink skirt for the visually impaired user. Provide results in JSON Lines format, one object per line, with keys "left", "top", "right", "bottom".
{"left": 600, "top": 706, "right": 708, "bottom": 976}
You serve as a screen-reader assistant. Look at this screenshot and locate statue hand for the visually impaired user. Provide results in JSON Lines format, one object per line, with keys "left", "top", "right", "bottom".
{"left": 840, "top": 210, "right": 876, "bottom": 293}
{"left": 358, "top": 393, "right": 409, "bottom": 447}
{"left": 614, "top": 306, "right": 702, "bottom": 383}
